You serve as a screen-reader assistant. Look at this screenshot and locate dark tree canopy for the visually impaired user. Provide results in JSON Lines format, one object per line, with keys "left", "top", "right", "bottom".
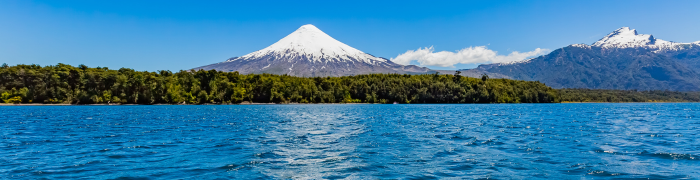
{"left": 557, "top": 88, "right": 700, "bottom": 102}
{"left": 0, "top": 64, "right": 560, "bottom": 104}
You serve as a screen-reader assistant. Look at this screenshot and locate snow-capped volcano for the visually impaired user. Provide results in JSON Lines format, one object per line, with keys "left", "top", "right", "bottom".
{"left": 230, "top": 24, "right": 387, "bottom": 64}
{"left": 194, "top": 24, "right": 431, "bottom": 76}
{"left": 592, "top": 27, "right": 700, "bottom": 50}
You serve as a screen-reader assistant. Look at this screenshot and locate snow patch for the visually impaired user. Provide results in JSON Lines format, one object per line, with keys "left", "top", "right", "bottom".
{"left": 571, "top": 44, "right": 591, "bottom": 48}
{"left": 499, "top": 57, "right": 535, "bottom": 65}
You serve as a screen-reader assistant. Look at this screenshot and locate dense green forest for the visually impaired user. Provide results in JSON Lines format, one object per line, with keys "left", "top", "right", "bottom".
{"left": 4, "top": 64, "right": 697, "bottom": 104}
{"left": 0, "top": 64, "right": 559, "bottom": 104}
{"left": 558, "top": 89, "right": 700, "bottom": 102}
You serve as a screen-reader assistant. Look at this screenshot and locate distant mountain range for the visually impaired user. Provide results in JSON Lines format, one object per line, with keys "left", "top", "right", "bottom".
{"left": 193, "top": 24, "right": 434, "bottom": 77}
{"left": 462, "top": 27, "right": 700, "bottom": 91}
{"left": 194, "top": 26, "right": 700, "bottom": 91}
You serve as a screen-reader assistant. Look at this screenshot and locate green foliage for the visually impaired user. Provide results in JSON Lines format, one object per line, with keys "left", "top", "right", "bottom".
{"left": 6, "top": 96, "right": 22, "bottom": 104}
{"left": 558, "top": 89, "right": 700, "bottom": 102}
{"left": 0, "top": 92, "right": 10, "bottom": 103}
{"left": 0, "top": 64, "right": 562, "bottom": 104}
{"left": 1, "top": 87, "right": 29, "bottom": 103}
{"left": 102, "top": 90, "right": 112, "bottom": 103}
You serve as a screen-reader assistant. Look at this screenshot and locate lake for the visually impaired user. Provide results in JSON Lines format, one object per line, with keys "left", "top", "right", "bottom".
{"left": 1, "top": 104, "right": 698, "bottom": 179}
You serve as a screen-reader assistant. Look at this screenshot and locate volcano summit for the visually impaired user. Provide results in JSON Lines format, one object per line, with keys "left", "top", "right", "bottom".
{"left": 194, "top": 24, "right": 431, "bottom": 76}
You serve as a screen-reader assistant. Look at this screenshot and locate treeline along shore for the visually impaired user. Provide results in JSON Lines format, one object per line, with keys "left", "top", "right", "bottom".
{"left": 0, "top": 63, "right": 698, "bottom": 104}
{"left": 1, "top": 63, "right": 558, "bottom": 104}
{"left": 558, "top": 89, "right": 700, "bottom": 103}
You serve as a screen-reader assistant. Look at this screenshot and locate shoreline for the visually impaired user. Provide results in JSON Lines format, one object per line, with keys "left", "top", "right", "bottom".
{"left": 0, "top": 102, "right": 697, "bottom": 106}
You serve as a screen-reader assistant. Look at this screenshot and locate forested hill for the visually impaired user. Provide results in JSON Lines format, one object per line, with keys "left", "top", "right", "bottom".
{"left": 0, "top": 64, "right": 559, "bottom": 104}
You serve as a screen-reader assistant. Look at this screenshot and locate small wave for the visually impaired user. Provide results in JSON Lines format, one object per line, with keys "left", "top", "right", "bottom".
{"left": 639, "top": 151, "right": 697, "bottom": 161}
{"left": 586, "top": 170, "right": 628, "bottom": 177}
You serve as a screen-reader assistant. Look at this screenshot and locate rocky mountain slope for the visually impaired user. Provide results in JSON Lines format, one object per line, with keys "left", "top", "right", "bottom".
{"left": 463, "top": 27, "right": 700, "bottom": 91}
{"left": 193, "top": 24, "right": 433, "bottom": 77}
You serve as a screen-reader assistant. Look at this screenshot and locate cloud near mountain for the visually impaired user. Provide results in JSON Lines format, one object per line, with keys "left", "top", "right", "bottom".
{"left": 391, "top": 46, "right": 549, "bottom": 67}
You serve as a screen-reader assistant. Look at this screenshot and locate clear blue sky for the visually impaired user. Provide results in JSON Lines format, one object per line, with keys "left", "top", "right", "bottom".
{"left": 2, "top": 0, "right": 699, "bottom": 71}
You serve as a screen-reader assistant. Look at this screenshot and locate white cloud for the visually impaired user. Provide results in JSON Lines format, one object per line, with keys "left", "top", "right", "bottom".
{"left": 390, "top": 46, "right": 549, "bottom": 67}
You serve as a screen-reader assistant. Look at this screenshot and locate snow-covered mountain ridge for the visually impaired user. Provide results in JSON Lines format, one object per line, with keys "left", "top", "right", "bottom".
{"left": 464, "top": 27, "right": 700, "bottom": 91}
{"left": 495, "top": 27, "right": 700, "bottom": 66}
{"left": 592, "top": 27, "right": 700, "bottom": 51}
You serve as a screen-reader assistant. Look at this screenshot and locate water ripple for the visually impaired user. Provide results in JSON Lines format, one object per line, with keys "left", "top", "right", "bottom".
{"left": 1, "top": 103, "right": 699, "bottom": 179}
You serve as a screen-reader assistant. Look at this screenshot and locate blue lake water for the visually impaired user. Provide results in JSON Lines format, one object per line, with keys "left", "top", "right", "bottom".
{"left": 1, "top": 104, "right": 699, "bottom": 179}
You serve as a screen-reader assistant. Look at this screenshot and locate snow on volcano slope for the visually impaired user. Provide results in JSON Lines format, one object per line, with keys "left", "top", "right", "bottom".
{"left": 194, "top": 24, "right": 431, "bottom": 77}
{"left": 230, "top": 24, "right": 387, "bottom": 64}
